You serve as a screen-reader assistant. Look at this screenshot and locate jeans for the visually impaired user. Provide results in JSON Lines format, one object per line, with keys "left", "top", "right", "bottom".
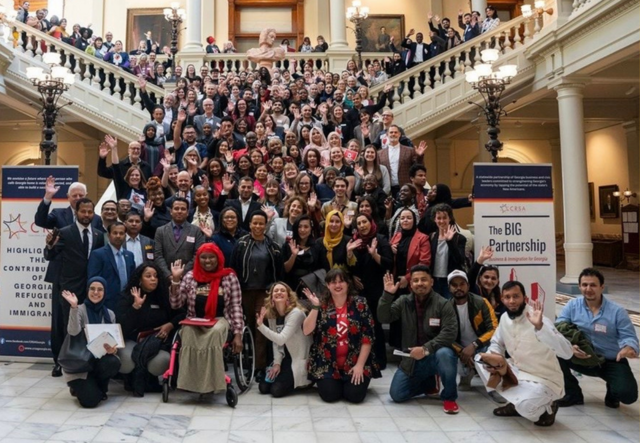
{"left": 559, "top": 357, "right": 638, "bottom": 404}
{"left": 390, "top": 347, "right": 458, "bottom": 403}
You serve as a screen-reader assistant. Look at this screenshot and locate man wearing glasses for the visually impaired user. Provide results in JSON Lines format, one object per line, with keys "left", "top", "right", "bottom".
{"left": 97, "top": 138, "right": 153, "bottom": 181}
{"left": 371, "top": 109, "right": 414, "bottom": 149}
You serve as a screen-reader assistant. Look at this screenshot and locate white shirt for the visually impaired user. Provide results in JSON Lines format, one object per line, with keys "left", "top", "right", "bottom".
{"left": 387, "top": 144, "right": 401, "bottom": 186}
{"left": 240, "top": 199, "right": 251, "bottom": 220}
{"left": 125, "top": 234, "right": 143, "bottom": 267}
{"left": 456, "top": 302, "right": 478, "bottom": 347}
{"left": 76, "top": 221, "right": 93, "bottom": 258}
{"left": 414, "top": 43, "right": 425, "bottom": 63}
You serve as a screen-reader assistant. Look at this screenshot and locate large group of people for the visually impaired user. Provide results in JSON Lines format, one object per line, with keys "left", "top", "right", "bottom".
{"left": 25, "top": 0, "right": 637, "bottom": 429}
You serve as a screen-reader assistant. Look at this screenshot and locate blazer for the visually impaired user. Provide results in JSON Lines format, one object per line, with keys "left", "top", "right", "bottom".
{"left": 123, "top": 234, "right": 155, "bottom": 266}
{"left": 223, "top": 198, "right": 263, "bottom": 231}
{"left": 267, "top": 217, "right": 293, "bottom": 248}
{"left": 400, "top": 39, "right": 431, "bottom": 68}
{"left": 193, "top": 114, "right": 221, "bottom": 138}
{"left": 429, "top": 231, "right": 467, "bottom": 277}
{"left": 87, "top": 246, "right": 136, "bottom": 311}
{"left": 154, "top": 221, "right": 205, "bottom": 279}
{"left": 390, "top": 230, "right": 432, "bottom": 281}
{"left": 257, "top": 308, "right": 312, "bottom": 389}
{"left": 44, "top": 224, "right": 105, "bottom": 302}
{"left": 378, "top": 145, "right": 424, "bottom": 188}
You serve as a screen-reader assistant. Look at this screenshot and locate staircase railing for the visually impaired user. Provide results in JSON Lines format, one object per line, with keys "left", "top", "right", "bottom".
{"left": 3, "top": 19, "right": 165, "bottom": 108}
{"left": 369, "top": 15, "right": 540, "bottom": 106}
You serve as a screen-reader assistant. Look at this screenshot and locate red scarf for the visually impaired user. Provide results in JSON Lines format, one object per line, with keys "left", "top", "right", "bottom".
{"left": 192, "top": 243, "right": 235, "bottom": 319}
{"left": 352, "top": 214, "right": 378, "bottom": 251}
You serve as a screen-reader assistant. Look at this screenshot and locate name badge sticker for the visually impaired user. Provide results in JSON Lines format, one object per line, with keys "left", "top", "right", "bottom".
{"left": 594, "top": 323, "right": 607, "bottom": 333}
{"left": 429, "top": 318, "right": 441, "bottom": 327}
{"left": 186, "top": 236, "right": 196, "bottom": 243}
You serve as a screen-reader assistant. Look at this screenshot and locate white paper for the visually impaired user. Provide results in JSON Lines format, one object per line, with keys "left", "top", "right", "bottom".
{"left": 630, "top": 212, "right": 638, "bottom": 222}
{"left": 624, "top": 233, "right": 629, "bottom": 244}
{"left": 623, "top": 213, "right": 629, "bottom": 222}
{"left": 629, "top": 224, "right": 639, "bottom": 234}
{"left": 86, "top": 331, "right": 118, "bottom": 358}
{"left": 393, "top": 349, "right": 412, "bottom": 357}
{"left": 85, "top": 324, "right": 125, "bottom": 348}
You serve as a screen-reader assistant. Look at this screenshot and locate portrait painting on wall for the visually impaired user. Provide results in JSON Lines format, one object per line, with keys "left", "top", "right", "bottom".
{"left": 599, "top": 184, "right": 619, "bottom": 219}
{"left": 126, "top": 8, "right": 175, "bottom": 53}
{"left": 360, "top": 15, "right": 405, "bottom": 53}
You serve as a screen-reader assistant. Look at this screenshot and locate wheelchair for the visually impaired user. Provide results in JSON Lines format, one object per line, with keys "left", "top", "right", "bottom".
{"left": 161, "top": 322, "right": 256, "bottom": 407}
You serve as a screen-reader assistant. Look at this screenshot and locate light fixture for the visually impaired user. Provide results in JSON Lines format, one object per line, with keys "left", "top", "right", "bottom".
{"left": 521, "top": 2, "right": 554, "bottom": 33}
{"left": 466, "top": 49, "right": 519, "bottom": 162}
{"left": 28, "top": 54, "right": 75, "bottom": 165}
{"left": 346, "top": 0, "right": 369, "bottom": 70}
{"left": 615, "top": 188, "right": 637, "bottom": 204}
{"left": 164, "top": 3, "right": 186, "bottom": 72}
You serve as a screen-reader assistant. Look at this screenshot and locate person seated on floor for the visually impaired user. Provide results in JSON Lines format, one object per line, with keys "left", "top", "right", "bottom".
{"left": 61, "top": 277, "right": 121, "bottom": 408}
{"left": 555, "top": 267, "right": 639, "bottom": 409}
{"left": 378, "top": 266, "right": 461, "bottom": 414}
{"left": 256, "top": 282, "right": 312, "bottom": 398}
{"left": 303, "top": 268, "right": 381, "bottom": 404}
{"left": 475, "top": 281, "right": 573, "bottom": 427}
{"left": 169, "top": 243, "right": 244, "bottom": 394}
{"left": 446, "top": 270, "right": 501, "bottom": 399}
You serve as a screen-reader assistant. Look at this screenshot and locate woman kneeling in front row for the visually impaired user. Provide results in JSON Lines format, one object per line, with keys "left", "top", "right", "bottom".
{"left": 303, "top": 268, "right": 381, "bottom": 403}
{"left": 257, "top": 282, "right": 312, "bottom": 397}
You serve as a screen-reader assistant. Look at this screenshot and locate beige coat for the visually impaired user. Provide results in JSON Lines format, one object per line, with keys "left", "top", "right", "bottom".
{"left": 258, "top": 308, "right": 312, "bottom": 388}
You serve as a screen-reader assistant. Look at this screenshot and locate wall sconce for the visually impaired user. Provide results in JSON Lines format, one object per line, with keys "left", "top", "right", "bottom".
{"left": 613, "top": 188, "right": 637, "bottom": 205}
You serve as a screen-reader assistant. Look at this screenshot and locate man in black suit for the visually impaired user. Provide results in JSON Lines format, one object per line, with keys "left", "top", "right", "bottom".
{"left": 154, "top": 198, "right": 205, "bottom": 280}
{"left": 97, "top": 135, "right": 153, "bottom": 181}
{"left": 165, "top": 171, "right": 196, "bottom": 211}
{"left": 222, "top": 177, "right": 262, "bottom": 231}
{"left": 123, "top": 211, "right": 155, "bottom": 267}
{"left": 34, "top": 177, "right": 102, "bottom": 377}
{"left": 45, "top": 198, "right": 105, "bottom": 367}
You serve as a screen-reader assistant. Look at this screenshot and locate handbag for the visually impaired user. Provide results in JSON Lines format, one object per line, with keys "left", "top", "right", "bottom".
{"left": 58, "top": 332, "right": 94, "bottom": 374}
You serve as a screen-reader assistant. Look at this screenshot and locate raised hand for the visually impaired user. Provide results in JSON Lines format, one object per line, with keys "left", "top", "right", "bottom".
{"left": 199, "top": 223, "right": 213, "bottom": 238}
{"left": 138, "top": 76, "right": 147, "bottom": 90}
{"left": 302, "top": 287, "right": 320, "bottom": 307}
{"left": 164, "top": 149, "right": 175, "bottom": 163}
{"left": 347, "top": 238, "right": 362, "bottom": 252}
{"left": 312, "top": 167, "right": 323, "bottom": 178}
{"left": 104, "top": 134, "right": 117, "bottom": 149}
{"left": 61, "top": 290, "right": 78, "bottom": 309}
{"left": 44, "top": 175, "right": 60, "bottom": 200}
{"left": 367, "top": 238, "right": 378, "bottom": 256}
{"left": 131, "top": 286, "right": 147, "bottom": 308}
{"left": 177, "top": 108, "right": 187, "bottom": 122}
{"left": 354, "top": 164, "right": 365, "bottom": 177}
{"left": 308, "top": 192, "right": 318, "bottom": 209}
{"left": 434, "top": 15, "right": 441, "bottom": 23}
{"left": 415, "top": 140, "right": 427, "bottom": 156}
{"left": 256, "top": 306, "right": 267, "bottom": 328}
{"left": 343, "top": 212, "right": 353, "bottom": 227}
{"left": 98, "top": 142, "right": 111, "bottom": 159}
{"left": 525, "top": 299, "right": 544, "bottom": 331}
{"left": 226, "top": 163, "right": 236, "bottom": 175}
{"left": 444, "top": 224, "right": 456, "bottom": 241}
{"left": 384, "top": 196, "right": 394, "bottom": 211}
{"left": 143, "top": 200, "right": 155, "bottom": 221}
{"left": 288, "top": 238, "right": 300, "bottom": 256}
{"left": 160, "top": 157, "right": 171, "bottom": 171}
{"left": 383, "top": 272, "right": 400, "bottom": 294}
{"left": 171, "top": 259, "right": 185, "bottom": 283}
{"left": 200, "top": 175, "right": 209, "bottom": 190}
{"left": 478, "top": 245, "right": 494, "bottom": 264}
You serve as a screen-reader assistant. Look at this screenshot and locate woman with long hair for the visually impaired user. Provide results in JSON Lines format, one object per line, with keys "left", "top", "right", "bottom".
{"left": 481, "top": 5, "right": 500, "bottom": 33}
{"left": 467, "top": 246, "right": 505, "bottom": 317}
{"left": 117, "top": 263, "right": 184, "bottom": 396}
{"left": 268, "top": 196, "right": 308, "bottom": 247}
{"left": 169, "top": 243, "right": 244, "bottom": 394}
{"left": 262, "top": 178, "right": 284, "bottom": 217}
{"left": 301, "top": 147, "right": 323, "bottom": 183}
{"left": 181, "top": 146, "right": 206, "bottom": 187}
{"left": 256, "top": 282, "right": 312, "bottom": 397}
{"left": 354, "top": 145, "right": 391, "bottom": 195}
{"left": 303, "top": 127, "right": 330, "bottom": 163}
{"left": 303, "top": 268, "right": 381, "bottom": 403}
{"left": 328, "top": 145, "right": 355, "bottom": 198}
{"left": 190, "top": 185, "right": 218, "bottom": 240}
{"left": 282, "top": 214, "right": 321, "bottom": 291}
{"left": 356, "top": 195, "right": 388, "bottom": 238}
{"left": 232, "top": 99, "right": 256, "bottom": 131}
{"left": 429, "top": 204, "right": 467, "bottom": 299}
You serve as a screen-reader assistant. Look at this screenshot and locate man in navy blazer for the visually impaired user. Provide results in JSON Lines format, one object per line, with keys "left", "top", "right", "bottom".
{"left": 34, "top": 177, "right": 102, "bottom": 377}
{"left": 88, "top": 222, "right": 136, "bottom": 311}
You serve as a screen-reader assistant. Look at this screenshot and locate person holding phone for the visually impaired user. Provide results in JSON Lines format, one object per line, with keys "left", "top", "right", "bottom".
{"left": 378, "top": 266, "right": 460, "bottom": 414}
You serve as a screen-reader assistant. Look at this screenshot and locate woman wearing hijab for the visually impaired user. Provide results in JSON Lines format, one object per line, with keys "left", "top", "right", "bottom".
{"left": 169, "top": 243, "right": 244, "bottom": 393}
{"left": 61, "top": 277, "right": 121, "bottom": 408}
{"left": 316, "top": 210, "right": 357, "bottom": 271}
{"left": 140, "top": 123, "right": 165, "bottom": 175}
{"left": 349, "top": 213, "right": 393, "bottom": 369}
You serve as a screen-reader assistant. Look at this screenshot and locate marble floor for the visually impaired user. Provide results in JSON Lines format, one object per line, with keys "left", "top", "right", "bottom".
{"left": 0, "top": 346, "right": 638, "bottom": 443}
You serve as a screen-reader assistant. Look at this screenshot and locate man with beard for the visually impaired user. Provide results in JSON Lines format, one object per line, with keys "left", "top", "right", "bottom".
{"left": 446, "top": 270, "right": 498, "bottom": 394}
{"left": 475, "top": 281, "right": 573, "bottom": 426}
{"left": 379, "top": 266, "right": 460, "bottom": 413}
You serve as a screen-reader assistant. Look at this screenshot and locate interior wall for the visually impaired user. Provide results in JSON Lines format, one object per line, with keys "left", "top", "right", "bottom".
{"left": 586, "top": 124, "right": 629, "bottom": 236}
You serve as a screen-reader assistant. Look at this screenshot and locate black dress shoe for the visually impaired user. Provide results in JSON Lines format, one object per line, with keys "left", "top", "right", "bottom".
{"left": 605, "top": 392, "right": 620, "bottom": 409}
{"left": 52, "top": 364, "right": 62, "bottom": 377}
{"left": 557, "top": 394, "right": 584, "bottom": 407}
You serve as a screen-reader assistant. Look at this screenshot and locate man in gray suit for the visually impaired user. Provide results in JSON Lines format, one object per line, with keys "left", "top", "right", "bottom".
{"left": 123, "top": 211, "right": 155, "bottom": 267}
{"left": 193, "top": 98, "right": 221, "bottom": 139}
{"left": 154, "top": 197, "right": 205, "bottom": 280}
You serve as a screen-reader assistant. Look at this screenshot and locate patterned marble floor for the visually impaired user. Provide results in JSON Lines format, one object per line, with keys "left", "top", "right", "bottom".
{"left": 0, "top": 340, "right": 637, "bottom": 443}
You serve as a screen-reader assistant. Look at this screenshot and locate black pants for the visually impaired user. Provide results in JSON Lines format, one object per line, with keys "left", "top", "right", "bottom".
{"left": 258, "top": 355, "right": 295, "bottom": 398}
{"left": 316, "top": 377, "right": 371, "bottom": 404}
{"left": 67, "top": 354, "right": 121, "bottom": 408}
{"left": 50, "top": 283, "right": 64, "bottom": 363}
{"left": 559, "top": 357, "right": 638, "bottom": 404}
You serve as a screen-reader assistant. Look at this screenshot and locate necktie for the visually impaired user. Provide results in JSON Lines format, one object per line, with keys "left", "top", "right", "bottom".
{"left": 116, "top": 251, "right": 128, "bottom": 291}
{"left": 173, "top": 224, "right": 182, "bottom": 242}
{"left": 83, "top": 228, "right": 89, "bottom": 258}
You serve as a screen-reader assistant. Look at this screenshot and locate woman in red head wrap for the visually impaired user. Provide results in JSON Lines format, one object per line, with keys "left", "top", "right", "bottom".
{"left": 169, "top": 243, "right": 244, "bottom": 393}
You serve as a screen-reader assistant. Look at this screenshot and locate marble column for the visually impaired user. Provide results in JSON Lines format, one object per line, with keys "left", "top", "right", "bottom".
{"left": 329, "top": 0, "right": 348, "bottom": 49}
{"left": 182, "top": 0, "right": 204, "bottom": 53}
{"left": 553, "top": 80, "right": 592, "bottom": 284}
{"left": 549, "top": 138, "right": 564, "bottom": 235}
{"left": 622, "top": 120, "right": 639, "bottom": 201}
{"left": 471, "top": 0, "right": 487, "bottom": 14}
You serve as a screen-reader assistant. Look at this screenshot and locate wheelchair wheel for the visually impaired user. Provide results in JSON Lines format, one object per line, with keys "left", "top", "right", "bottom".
{"left": 226, "top": 386, "right": 238, "bottom": 408}
{"left": 162, "top": 379, "right": 169, "bottom": 403}
{"left": 233, "top": 325, "right": 255, "bottom": 392}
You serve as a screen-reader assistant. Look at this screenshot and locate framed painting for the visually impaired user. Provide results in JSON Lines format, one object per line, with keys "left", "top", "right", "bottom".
{"left": 126, "top": 8, "right": 175, "bottom": 53}
{"left": 588, "top": 182, "right": 595, "bottom": 220}
{"left": 361, "top": 14, "right": 405, "bottom": 52}
{"left": 599, "top": 184, "right": 619, "bottom": 219}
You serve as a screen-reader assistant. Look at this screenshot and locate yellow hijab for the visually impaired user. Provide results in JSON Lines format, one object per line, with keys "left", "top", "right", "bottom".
{"left": 323, "top": 210, "right": 344, "bottom": 268}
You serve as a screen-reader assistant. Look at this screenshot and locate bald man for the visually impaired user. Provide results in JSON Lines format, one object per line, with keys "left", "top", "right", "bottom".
{"left": 97, "top": 137, "right": 153, "bottom": 181}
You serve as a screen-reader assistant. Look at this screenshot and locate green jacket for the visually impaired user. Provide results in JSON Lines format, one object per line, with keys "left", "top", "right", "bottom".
{"left": 555, "top": 321, "right": 605, "bottom": 367}
{"left": 378, "top": 290, "right": 458, "bottom": 376}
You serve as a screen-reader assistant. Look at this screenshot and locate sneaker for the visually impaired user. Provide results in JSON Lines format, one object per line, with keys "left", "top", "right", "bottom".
{"left": 443, "top": 400, "right": 460, "bottom": 414}
{"left": 458, "top": 372, "right": 474, "bottom": 391}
